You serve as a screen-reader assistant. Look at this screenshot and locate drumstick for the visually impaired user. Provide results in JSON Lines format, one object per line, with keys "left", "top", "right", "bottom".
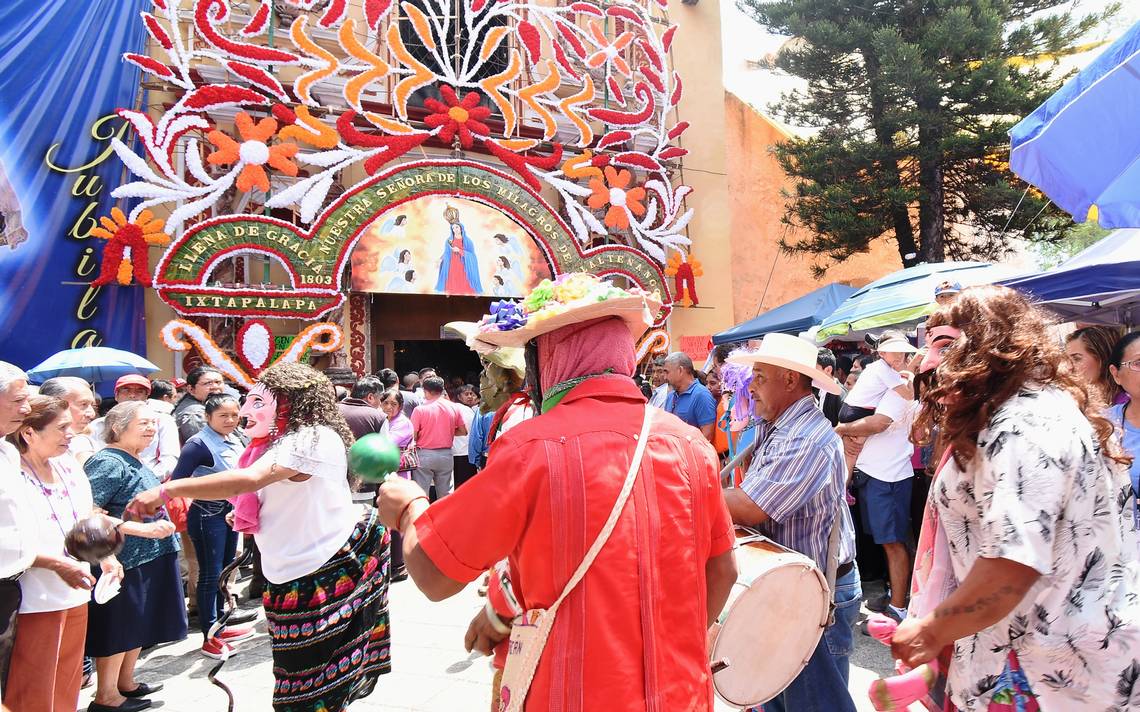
{"left": 719, "top": 441, "right": 757, "bottom": 488}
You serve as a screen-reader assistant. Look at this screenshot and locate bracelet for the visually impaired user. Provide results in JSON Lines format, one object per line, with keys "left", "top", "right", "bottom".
{"left": 159, "top": 484, "right": 173, "bottom": 505}
{"left": 484, "top": 600, "right": 513, "bottom": 636}
{"left": 397, "top": 496, "right": 429, "bottom": 533}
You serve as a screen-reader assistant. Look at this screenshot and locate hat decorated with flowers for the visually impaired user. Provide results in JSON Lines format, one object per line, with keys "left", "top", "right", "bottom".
{"left": 443, "top": 321, "right": 527, "bottom": 376}
{"left": 473, "top": 273, "right": 662, "bottom": 349}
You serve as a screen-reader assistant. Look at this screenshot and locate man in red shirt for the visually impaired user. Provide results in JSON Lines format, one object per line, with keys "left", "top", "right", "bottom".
{"left": 409, "top": 376, "right": 467, "bottom": 499}
{"left": 379, "top": 275, "right": 738, "bottom": 711}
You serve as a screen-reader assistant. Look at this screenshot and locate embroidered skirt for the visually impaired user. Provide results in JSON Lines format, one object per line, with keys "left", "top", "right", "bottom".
{"left": 264, "top": 507, "right": 391, "bottom": 711}
{"left": 984, "top": 652, "right": 1039, "bottom": 712}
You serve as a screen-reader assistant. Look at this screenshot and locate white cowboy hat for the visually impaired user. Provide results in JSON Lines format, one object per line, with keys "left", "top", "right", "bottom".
{"left": 875, "top": 334, "right": 918, "bottom": 354}
{"left": 727, "top": 333, "right": 842, "bottom": 395}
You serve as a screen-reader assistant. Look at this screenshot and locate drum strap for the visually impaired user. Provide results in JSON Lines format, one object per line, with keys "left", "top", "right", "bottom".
{"left": 823, "top": 505, "right": 842, "bottom": 627}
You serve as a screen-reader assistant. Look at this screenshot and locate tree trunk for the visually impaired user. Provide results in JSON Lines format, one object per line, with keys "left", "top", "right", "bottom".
{"left": 916, "top": 95, "right": 945, "bottom": 263}
{"left": 864, "top": 51, "right": 919, "bottom": 267}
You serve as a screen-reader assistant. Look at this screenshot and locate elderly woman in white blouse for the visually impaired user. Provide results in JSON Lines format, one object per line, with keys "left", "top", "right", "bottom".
{"left": 5, "top": 396, "right": 124, "bottom": 711}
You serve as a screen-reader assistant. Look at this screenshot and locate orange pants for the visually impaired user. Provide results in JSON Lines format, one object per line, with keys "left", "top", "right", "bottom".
{"left": 5, "top": 604, "right": 87, "bottom": 712}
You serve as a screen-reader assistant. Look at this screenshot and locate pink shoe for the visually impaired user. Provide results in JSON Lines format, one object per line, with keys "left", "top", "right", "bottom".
{"left": 201, "top": 637, "right": 236, "bottom": 660}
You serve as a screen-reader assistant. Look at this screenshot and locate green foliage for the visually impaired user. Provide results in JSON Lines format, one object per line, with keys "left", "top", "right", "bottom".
{"left": 1032, "top": 221, "right": 1110, "bottom": 268}
{"left": 741, "top": 0, "right": 1118, "bottom": 270}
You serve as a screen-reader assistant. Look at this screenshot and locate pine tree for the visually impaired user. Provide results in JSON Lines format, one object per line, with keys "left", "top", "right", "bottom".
{"left": 740, "top": 0, "right": 1117, "bottom": 270}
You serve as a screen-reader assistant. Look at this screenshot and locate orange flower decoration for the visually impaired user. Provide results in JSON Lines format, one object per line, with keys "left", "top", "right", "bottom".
{"left": 207, "top": 112, "right": 299, "bottom": 193}
{"left": 587, "top": 166, "right": 646, "bottom": 230}
{"left": 90, "top": 208, "right": 170, "bottom": 287}
{"left": 586, "top": 22, "right": 634, "bottom": 76}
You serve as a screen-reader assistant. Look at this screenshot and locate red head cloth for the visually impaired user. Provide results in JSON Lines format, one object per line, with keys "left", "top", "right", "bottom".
{"left": 536, "top": 316, "right": 637, "bottom": 394}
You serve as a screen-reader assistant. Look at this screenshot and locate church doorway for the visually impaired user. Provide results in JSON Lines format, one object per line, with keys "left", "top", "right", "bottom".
{"left": 369, "top": 292, "right": 492, "bottom": 386}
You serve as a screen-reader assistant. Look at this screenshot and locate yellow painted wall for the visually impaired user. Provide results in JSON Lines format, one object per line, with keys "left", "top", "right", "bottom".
{"left": 722, "top": 92, "right": 900, "bottom": 332}
{"left": 665, "top": 0, "right": 735, "bottom": 344}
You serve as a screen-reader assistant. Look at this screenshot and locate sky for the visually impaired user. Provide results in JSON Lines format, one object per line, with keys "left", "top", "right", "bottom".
{"left": 721, "top": 0, "right": 1140, "bottom": 130}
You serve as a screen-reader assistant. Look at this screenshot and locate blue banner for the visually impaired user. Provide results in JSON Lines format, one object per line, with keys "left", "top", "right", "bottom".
{"left": 0, "top": 2, "right": 148, "bottom": 372}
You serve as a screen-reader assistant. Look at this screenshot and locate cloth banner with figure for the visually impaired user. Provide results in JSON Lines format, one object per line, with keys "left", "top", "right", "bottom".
{"left": 0, "top": 1, "right": 148, "bottom": 370}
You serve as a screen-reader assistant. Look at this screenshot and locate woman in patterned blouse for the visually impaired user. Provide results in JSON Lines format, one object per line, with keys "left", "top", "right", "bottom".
{"left": 892, "top": 285, "right": 1140, "bottom": 712}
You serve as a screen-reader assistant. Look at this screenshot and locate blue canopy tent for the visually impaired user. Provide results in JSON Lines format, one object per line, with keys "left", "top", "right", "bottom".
{"left": 1009, "top": 21, "right": 1140, "bottom": 227}
{"left": 713, "top": 283, "right": 857, "bottom": 345}
{"left": 1002, "top": 228, "right": 1140, "bottom": 326}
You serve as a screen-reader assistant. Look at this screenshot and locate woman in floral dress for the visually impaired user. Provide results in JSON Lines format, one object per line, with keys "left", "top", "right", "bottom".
{"left": 892, "top": 285, "right": 1140, "bottom": 712}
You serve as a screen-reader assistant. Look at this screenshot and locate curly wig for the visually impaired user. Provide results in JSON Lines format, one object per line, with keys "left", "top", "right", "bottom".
{"left": 257, "top": 362, "right": 354, "bottom": 452}
{"left": 912, "top": 285, "right": 1128, "bottom": 468}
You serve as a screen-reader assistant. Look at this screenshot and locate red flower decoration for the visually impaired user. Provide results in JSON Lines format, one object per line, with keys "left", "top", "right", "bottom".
{"left": 423, "top": 86, "right": 492, "bottom": 149}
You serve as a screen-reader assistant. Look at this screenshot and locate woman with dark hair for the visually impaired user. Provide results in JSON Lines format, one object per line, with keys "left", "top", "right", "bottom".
{"left": 1065, "top": 325, "right": 1125, "bottom": 405}
{"left": 5, "top": 396, "right": 119, "bottom": 711}
{"left": 126, "top": 363, "right": 391, "bottom": 711}
{"left": 84, "top": 401, "right": 185, "bottom": 712}
{"left": 171, "top": 393, "right": 251, "bottom": 658}
{"left": 1109, "top": 331, "right": 1140, "bottom": 525}
{"left": 891, "top": 286, "right": 1140, "bottom": 711}
{"left": 379, "top": 388, "right": 415, "bottom": 582}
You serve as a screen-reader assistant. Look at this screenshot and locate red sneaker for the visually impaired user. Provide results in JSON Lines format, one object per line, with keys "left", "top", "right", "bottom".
{"left": 217, "top": 623, "right": 255, "bottom": 642}
{"left": 201, "top": 637, "right": 235, "bottom": 660}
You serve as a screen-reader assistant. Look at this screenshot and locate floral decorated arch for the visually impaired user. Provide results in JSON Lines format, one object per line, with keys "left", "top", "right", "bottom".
{"left": 154, "top": 159, "right": 672, "bottom": 320}
{"left": 105, "top": 0, "right": 690, "bottom": 375}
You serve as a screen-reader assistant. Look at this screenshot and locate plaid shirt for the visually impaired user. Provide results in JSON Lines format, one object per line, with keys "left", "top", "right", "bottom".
{"left": 740, "top": 395, "right": 856, "bottom": 570}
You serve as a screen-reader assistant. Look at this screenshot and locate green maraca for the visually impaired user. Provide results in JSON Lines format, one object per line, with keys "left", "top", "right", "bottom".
{"left": 348, "top": 432, "right": 402, "bottom": 483}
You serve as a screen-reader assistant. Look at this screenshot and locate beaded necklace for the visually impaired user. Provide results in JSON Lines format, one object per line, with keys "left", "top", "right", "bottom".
{"left": 20, "top": 456, "right": 80, "bottom": 540}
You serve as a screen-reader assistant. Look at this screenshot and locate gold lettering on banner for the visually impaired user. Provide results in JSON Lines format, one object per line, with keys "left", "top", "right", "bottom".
{"left": 46, "top": 114, "right": 132, "bottom": 349}
{"left": 70, "top": 329, "right": 103, "bottom": 348}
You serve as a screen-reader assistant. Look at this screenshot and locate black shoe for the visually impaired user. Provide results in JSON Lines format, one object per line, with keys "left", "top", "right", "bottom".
{"left": 391, "top": 567, "right": 409, "bottom": 582}
{"left": 88, "top": 698, "right": 152, "bottom": 712}
{"left": 865, "top": 591, "right": 891, "bottom": 613}
{"left": 120, "top": 682, "right": 163, "bottom": 698}
{"left": 227, "top": 608, "right": 259, "bottom": 625}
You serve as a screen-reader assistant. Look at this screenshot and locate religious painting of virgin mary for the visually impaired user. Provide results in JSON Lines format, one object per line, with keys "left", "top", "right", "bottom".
{"left": 434, "top": 204, "right": 482, "bottom": 294}
{"left": 349, "top": 195, "right": 551, "bottom": 297}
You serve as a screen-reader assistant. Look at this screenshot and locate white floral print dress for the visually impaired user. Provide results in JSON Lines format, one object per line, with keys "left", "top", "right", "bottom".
{"left": 934, "top": 386, "right": 1140, "bottom": 711}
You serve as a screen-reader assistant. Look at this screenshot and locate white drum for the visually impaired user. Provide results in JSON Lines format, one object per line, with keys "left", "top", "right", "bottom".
{"left": 709, "top": 526, "right": 830, "bottom": 708}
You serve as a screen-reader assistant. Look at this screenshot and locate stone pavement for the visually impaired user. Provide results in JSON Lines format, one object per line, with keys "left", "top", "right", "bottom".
{"left": 80, "top": 577, "right": 921, "bottom": 712}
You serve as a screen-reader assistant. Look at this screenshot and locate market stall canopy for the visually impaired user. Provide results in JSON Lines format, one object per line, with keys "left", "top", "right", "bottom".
{"left": 1002, "top": 228, "right": 1140, "bottom": 326}
{"left": 1009, "top": 20, "right": 1140, "bottom": 227}
{"left": 816, "top": 262, "right": 1024, "bottom": 341}
{"left": 713, "top": 283, "right": 857, "bottom": 345}
{"left": 26, "top": 347, "right": 159, "bottom": 385}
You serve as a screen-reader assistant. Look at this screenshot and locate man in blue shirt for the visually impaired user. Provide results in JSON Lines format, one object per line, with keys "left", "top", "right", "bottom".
{"left": 662, "top": 352, "right": 718, "bottom": 443}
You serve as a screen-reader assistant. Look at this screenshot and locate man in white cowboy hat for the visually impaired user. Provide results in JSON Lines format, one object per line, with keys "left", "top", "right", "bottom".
{"left": 721, "top": 332, "right": 859, "bottom": 712}
{"left": 835, "top": 330, "right": 921, "bottom": 624}
{"left": 377, "top": 274, "right": 738, "bottom": 711}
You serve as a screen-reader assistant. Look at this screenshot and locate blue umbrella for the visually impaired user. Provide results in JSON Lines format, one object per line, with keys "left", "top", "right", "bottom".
{"left": 1003, "top": 228, "right": 1140, "bottom": 326}
{"left": 1009, "top": 21, "right": 1140, "bottom": 227}
{"left": 817, "top": 261, "right": 1024, "bottom": 341}
{"left": 713, "top": 283, "right": 857, "bottom": 344}
{"left": 26, "top": 347, "right": 159, "bottom": 385}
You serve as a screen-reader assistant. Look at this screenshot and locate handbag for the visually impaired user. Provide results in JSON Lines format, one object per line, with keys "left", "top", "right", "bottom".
{"left": 497, "top": 405, "right": 653, "bottom": 712}
{"left": 164, "top": 496, "right": 190, "bottom": 532}
{"left": 398, "top": 444, "right": 420, "bottom": 472}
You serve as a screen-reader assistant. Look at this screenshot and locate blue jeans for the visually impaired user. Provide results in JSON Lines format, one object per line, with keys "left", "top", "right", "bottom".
{"left": 763, "top": 564, "right": 861, "bottom": 712}
{"left": 186, "top": 503, "right": 238, "bottom": 638}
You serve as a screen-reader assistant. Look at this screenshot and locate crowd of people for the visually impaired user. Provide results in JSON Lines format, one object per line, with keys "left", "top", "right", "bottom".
{"left": 1, "top": 274, "right": 1140, "bottom": 712}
